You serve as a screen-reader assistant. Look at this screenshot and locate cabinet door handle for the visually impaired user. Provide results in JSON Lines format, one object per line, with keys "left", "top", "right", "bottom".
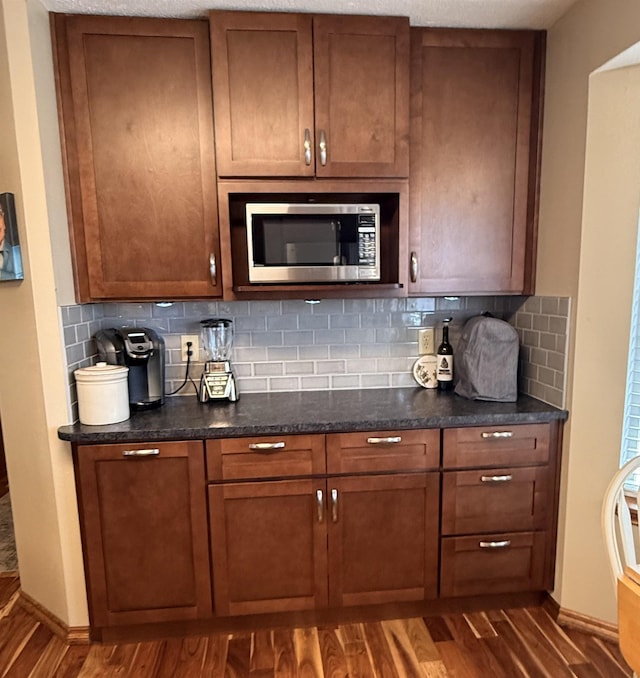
{"left": 209, "top": 253, "right": 217, "bottom": 286}
{"left": 367, "top": 436, "right": 402, "bottom": 445}
{"left": 331, "top": 488, "right": 338, "bottom": 523}
{"left": 304, "top": 128, "right": 312, "bottom": 165}
{"left": 319, "top": 130, "right": 327, "bottom": 166}
{"left": 410, "top": 251, "right": 418, "bottom": 283}
{"left": 479, "top": 540, "right": 511, "bottom": 549}
{"left": 248, "top": 442, "right": 286, "bottom": 452}
{"left": 122, "top": 448, "right": 160, "bottom": 457}
{"left": 481, "top": 431, "right": 513, "bottom": 439}
{"left": 316, "top": 489, "right": 324, "bottom": 523}
{"left": 480, "top": 474, "right": 513, "bottom": 483}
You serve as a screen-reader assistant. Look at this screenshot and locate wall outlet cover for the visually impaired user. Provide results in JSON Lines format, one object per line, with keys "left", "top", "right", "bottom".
{"left": 180, "top": 335, "right": 200, "bottom": 362}
{"left": 418, "top": 328, "right": 435, "bottom": 355}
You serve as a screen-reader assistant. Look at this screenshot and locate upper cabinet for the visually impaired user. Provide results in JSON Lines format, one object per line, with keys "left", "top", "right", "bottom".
{"left": 209, "top": 12, "right": 410, "bottom": 179}
{"left": 52, "top": 15, "right": 222, "bottom": 301}
{"left": 408, "top": 29, "right": 545, "bottom": 296}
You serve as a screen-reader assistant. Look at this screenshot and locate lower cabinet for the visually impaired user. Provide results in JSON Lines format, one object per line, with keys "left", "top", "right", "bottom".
{"left": 71, "top": 421, "right": 562, "bottom": 631}
{"left": 206, "top": 430, "right": 440, "bottom": 615}
{"left": 208, "top": 478, "right": 329, "bottom": 615}
{"left": 326, "top": 472, "right": 439, "bottom": 608}
{"left": 74, "top": 441, "right": 212, "bottom": 628}
{"left": 440, "top": 423, "right": 558, "bottom": 597}
{"left": 208, "top": 472, "right": 440, "bottom": 615}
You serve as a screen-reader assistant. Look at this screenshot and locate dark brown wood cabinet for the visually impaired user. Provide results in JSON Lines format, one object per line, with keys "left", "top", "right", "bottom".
{"left": 52, "top": 15, "right": 222, "bottom": 301}
{"left": 408, "top": 28, "right": 545, "bottom": 295}
{"left": 208, "top": 478, "right": 329, "bottom": 615}
{"left": 440, "top": 422, "right": 561, "bottom": 597}
{"left": 73, "top": 441, "right": 212, "bottom": 628}
{"left": 207, "top": 430, "right": 439, "bottom": 615}
{"left": 210, "top": 11, "right": 410, "bottom": 178}
{"left": 206, "top": 434, "right": 329, "bottom": 615}
{"left": 326, "top": 472, "right": 439, "bottom": 607}
{"left": 71, "top": 420, "right": 563, "bottom": 634}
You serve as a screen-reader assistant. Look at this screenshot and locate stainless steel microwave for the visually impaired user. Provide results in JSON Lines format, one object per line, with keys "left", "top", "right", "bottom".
{"left": 245, "top": 203, "right": 381, "bottom": 283}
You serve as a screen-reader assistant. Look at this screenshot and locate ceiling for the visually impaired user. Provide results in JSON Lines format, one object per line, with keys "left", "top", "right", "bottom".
{"left": 42, "top": 0, "right": 580, "bottom": 30}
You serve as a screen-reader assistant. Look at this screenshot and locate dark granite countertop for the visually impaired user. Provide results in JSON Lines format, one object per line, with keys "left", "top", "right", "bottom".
{"left": 57, "top": 388, "right": 568, "bottom": 444}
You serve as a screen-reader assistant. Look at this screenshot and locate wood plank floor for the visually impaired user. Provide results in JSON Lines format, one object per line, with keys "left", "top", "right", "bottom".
{"left": 0, "top": 575, "right": 631, "bottom": 677}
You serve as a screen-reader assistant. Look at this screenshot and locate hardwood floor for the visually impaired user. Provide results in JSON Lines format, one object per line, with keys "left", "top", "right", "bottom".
{"left": 0, "top": 574, "right": 631, "bottom": 677}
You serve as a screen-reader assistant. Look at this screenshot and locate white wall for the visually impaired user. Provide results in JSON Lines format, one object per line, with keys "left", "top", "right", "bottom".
{"left": 0, "top": 0, "right": 87, "bottom": 626}
{"left": 539, "top": 0, "right": 640, "bottom": 622}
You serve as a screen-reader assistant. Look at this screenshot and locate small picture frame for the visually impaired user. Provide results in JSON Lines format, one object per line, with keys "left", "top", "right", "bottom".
{"left": 0, "top": 192, "right": 23, "bottom": 281}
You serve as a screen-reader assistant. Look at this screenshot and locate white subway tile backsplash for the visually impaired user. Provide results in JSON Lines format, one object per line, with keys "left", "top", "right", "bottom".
{"left": 299, "top": 345, "right": 329, "bottom": 360}
{"left": 331, "top": 375, "right": 360, "bottom": 389}
{"left": 329, "top": 345, "right": 360, "bottom": 360}
{"left": 270, "top": 377, "right": 300, "bottom": 391}
{"left": 254, "top": 362, "right": 284, "bottom": 377}
{"left": 301, "top": 376, "right": 330, "bottom": 390}
{"left": 60, "top": 295, "right": 570, "bottom": 418}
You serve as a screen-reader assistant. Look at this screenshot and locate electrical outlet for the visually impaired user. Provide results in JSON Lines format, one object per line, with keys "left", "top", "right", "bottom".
{"left": 180, "top": 335, "right": 199, "bottom": 362}
{"left": 418, "top": 327, "right": 435, "bottom": 355}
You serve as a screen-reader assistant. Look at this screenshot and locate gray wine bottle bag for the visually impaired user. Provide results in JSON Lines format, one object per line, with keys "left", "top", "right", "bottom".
{"left": 454, "top": 315, "right": 519, "bottom": 402}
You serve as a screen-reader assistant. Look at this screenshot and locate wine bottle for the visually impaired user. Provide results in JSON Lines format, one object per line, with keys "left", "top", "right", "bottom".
{"left": 437, "top": 320, "right": 454, "bottom": 391}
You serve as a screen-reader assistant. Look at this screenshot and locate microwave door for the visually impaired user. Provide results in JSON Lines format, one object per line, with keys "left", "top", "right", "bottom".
{"left": 246, "top": 206, "right": 378, "bottom": 283}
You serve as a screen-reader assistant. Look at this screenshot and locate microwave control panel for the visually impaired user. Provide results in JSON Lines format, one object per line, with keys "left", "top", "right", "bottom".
{"left": 357, "top": 215, "right": 378, "bottom": 276}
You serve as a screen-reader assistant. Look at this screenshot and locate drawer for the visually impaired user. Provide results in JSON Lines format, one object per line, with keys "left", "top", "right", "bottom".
{"left": 206, "top": 434, "right": 326, "bottom": 481}
{"left": 440, "top": 531, "right": 547, "bottom": 597}
{"left": 442, "top": 465, "right": 550, "bottom": 535}
{"left": 326, "top": 429, "right": 440, "bottom": 474}
{"left": 443, "top": 424, "right": 550, "bottom": 469}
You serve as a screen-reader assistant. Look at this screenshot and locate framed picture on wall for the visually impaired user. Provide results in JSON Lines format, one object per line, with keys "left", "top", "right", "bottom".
{"left": 0, "top": 193, "right": 23, "bottom": 282}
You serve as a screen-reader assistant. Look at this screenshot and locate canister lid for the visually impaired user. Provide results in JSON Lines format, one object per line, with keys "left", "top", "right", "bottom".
{"left": 74, "top": 362, "right": 129, "bottom": 382}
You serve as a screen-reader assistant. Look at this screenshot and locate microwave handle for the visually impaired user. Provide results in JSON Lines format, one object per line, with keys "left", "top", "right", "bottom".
{"left": 319, "top": 130, "right": 327, "bottom": 166}
{"left": 304, "top": 128, "right": 312, "bottom": 166}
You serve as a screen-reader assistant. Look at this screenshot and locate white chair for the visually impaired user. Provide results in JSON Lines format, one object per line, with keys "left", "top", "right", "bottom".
{"left": 602, "top": 454, "right": 640, "bottom": 586}
{"left": 602, "top": 455, "right": 640, "bottom": 678}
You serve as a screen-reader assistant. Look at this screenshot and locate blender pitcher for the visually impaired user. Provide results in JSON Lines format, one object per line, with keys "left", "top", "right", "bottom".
{"left": 199, "top": 318, "right": 239, "bottom": 402}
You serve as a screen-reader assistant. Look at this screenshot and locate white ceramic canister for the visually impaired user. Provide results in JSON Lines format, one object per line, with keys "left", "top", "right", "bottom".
{"left": 74, "top": 362, "right": 130, "bottom": 425}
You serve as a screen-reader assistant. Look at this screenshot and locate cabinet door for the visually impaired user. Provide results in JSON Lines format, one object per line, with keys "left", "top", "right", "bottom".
{"left": 54, "top": 15, "right": 221, "bottom": 300}
{"left": 210, "top": 11, "right": 315, "bottom": 177}
{"left": 74, "top": 441, "right": 211, "bottom": 628}
{"left": 408, "top": 29, "right": 544, "bottom": 295}
{"left": 327, "top": 473, "right": 439, "bottom": 607}
{"left": 313, "top": 15, "right": 410, "bottom": 178}
{"left": 209, "top": 479, "right": 329, "bottom": 615}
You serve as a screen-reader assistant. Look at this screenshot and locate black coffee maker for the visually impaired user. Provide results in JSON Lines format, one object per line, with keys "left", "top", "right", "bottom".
{"left": 95, "top": 327, "right": 165, "bottom": 410}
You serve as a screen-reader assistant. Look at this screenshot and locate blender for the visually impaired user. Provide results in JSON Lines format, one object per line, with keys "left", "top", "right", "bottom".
{"left": 198, "top": 318, "right": 239, "bottom": 403}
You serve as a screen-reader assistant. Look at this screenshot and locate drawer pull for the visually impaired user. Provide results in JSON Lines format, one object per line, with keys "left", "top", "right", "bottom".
{"left": 122, "top": 448, "right": 160, "bottom": 457}
{"left": 331, "top": 488, "right": 338, "bottom": 523}
{"left": 481, "top": 431, "right": 513, "bottom": 439}
{"left": 480, "top": 474, "right": 513, "bottom": 483}
{"left": 367, "top": 436, "right": 402, "bottom": 445}
{"left": 248, "top": 442, "right": 286, "bottom": 452}
{"left": 316, "top": 489, "right": 324, "bottom": 523}
{"left": 479, "top": 540, "right": 511, "bottom": 549}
